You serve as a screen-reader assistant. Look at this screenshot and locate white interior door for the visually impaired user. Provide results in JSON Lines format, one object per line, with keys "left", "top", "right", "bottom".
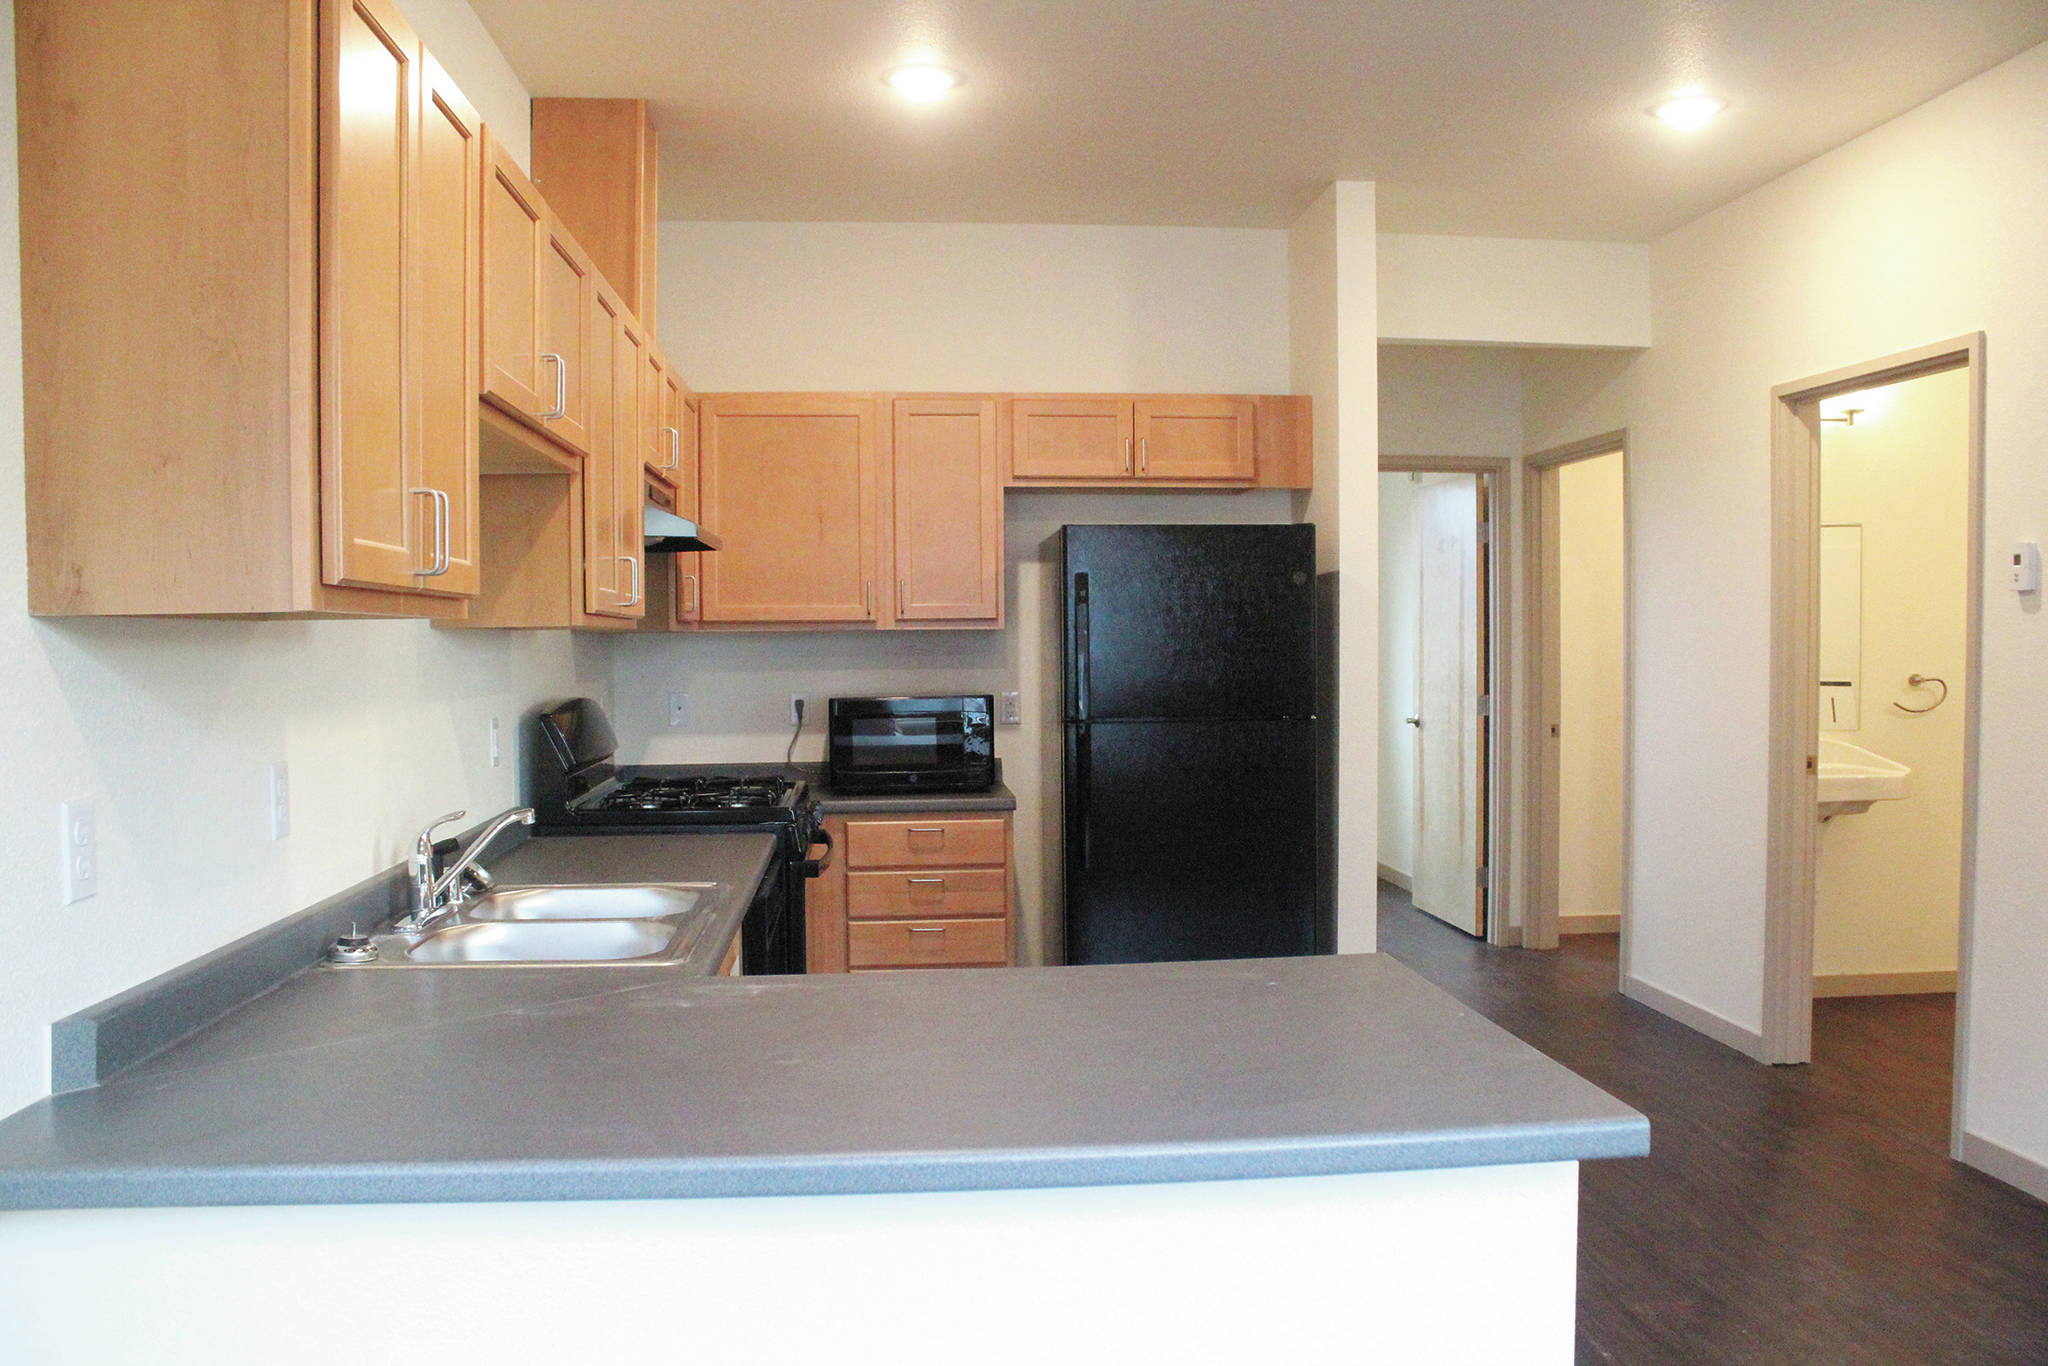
{"left": 1413, "top": 477, "right": 1484, "bottom": 935}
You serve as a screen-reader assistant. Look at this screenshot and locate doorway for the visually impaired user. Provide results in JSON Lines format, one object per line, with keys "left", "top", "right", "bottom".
{"left": 1377, "top": 463, "right": 1499, "bottom": 939}
{"left": 1763, "top": 338, "right": 1985, "bottom": 1127}
{"left": 1525, "top": 436, "right": 1631, "bottom": 957}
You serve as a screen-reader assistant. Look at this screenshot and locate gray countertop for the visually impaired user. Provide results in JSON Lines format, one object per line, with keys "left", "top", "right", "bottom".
{"left": 0, "top": 923, "right": 1645, "bottom": 1208}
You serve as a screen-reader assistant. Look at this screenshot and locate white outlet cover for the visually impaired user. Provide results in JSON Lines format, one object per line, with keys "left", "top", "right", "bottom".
{"left": 59, "top": 799, "right": 96, "bottom": 904}
{"left": 1000, "top": 691, "right": 1022, "bottom": 725}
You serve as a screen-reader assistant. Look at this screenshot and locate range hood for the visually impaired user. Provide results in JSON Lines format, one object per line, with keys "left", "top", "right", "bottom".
{"left": 644, "top": 504, "right": 723, "bottom": 555}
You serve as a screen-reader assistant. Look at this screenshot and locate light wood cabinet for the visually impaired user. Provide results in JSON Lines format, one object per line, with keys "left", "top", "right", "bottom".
{"left": 538, "top": 216, "right": 594, "bottom": 456}
{"left": 1007, "top": 395, "right": 1279, "bottom": 488}
{"left": 531, "top": 99, "right": 659, "bottom": 335}
{"left": 891, "top": 398, "right": 1002, "bottom": 624}
{"left": 18, "top": 0, "right": 480, "bottom": 617}
{"left": 415, "top": 52, "right": 483, "bottom": 597}
{"left": 810, "top": 812, "right": 1016, "bottom": 972}
{"left": 610, "top": 310, "right": 649, "bottom": 619}
{"left": 581, "top": 283, "right": 626, "bottom": 615}
{"left": 480, "top": 132, "right": 547, "bottom": 421}
{"left": 1008, "top": 398, "right": 1132, "bottom": 480}
{"left": 697, "top": 395, "right": 879, "bottom": 623}
{"left": 1134, "top": 396, "right": 1257, "bottom": 481}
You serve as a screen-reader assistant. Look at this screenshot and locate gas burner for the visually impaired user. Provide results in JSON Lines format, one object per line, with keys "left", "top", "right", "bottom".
{"left": 589, "top": 774, "right": 797, "bottom": 815}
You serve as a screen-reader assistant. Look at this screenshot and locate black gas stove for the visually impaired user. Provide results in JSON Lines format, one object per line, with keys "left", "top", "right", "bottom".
{"left": 528, "top": 699, "right": 823, "bottom": 974}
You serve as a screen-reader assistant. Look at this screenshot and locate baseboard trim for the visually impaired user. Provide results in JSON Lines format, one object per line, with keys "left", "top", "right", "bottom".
{"left": 1377, "top": 864, "right": 1413, "bottom": 892}
{"left": 1812, "top": 970, "right": 1958, "bottom": 998}
{"left": 1958, "top": 1132, "right": 2048, "bottom": 1206}
{"left": 1560, "top": 913, "right": 1620, "bottom": 936}
{"left": 1623, "top": 975, "right": 1767, "bottom": 1061}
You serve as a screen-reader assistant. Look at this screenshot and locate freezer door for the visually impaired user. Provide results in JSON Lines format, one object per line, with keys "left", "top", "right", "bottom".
{"left": 1063, "top": 524, "right": 1315, "bottom": 721}
{"left": 1064, "top": 718, "right": 1317, "bottom": 964}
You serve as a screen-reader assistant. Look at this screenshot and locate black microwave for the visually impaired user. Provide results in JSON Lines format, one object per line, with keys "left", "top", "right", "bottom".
{"left": 827, "top": 696, "right": 995, "bottom": 795}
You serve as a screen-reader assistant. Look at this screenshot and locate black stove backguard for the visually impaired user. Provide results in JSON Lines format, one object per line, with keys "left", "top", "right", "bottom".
{"left": 530, "top": 698, "right": 623, "bottom": 824}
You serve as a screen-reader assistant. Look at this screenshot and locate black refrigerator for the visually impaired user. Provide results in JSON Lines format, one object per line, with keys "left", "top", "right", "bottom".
{"left": 1059, "top": 524, "right": 1324, "bottom": 964}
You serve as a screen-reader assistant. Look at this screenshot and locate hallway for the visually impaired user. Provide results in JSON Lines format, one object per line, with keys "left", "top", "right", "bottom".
{"left": 1376, "top": 883, "right": 2048, "bottom": 1365}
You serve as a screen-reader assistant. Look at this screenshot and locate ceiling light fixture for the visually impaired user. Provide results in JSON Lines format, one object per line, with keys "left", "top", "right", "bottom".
{"left": 1653, "top": 91, "right": 1724, "bottom": 130}
{"left": 886, "top": 64, "right": 962, "bottom": 102}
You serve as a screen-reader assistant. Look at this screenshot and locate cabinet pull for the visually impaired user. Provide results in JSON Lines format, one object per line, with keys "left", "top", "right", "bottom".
{"left": 412, "top": 488, "right": 450, "bottom": 576}
{"left": 907, "top": 827, "right": 945, "bottom": 837}
{"left": 864, "top": 581, "right": 874, "bottom": 618}
{"left": 1123, "top": 436, "right": 1132, "bottom": 474}
{"left": 1139, "top": 436, "right": 1148, "bottom": 474}
{"left": 539, "top": 352, "right": 567, "bottom": 420}
{"left": 619, "top": 554, "right": 641, "bottom": 607}
{"left": 898, "top": 578, "right": 906, "bottom": 614}
{"left": 907, "top": 926, "right": 947, "bottom": 935}
{"left": 663, "top": 425, "right": 680, "bottom": 471}
{"left": 682, "top": 573, "right": 699, "bottom": 614}
{"left": 907, "top": 876, "right": 946, "bottom": 886}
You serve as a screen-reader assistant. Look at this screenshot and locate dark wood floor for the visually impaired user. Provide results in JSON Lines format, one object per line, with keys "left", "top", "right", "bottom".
{"left": 1375, "top": 882, "right": 2048, "bottom": 1366}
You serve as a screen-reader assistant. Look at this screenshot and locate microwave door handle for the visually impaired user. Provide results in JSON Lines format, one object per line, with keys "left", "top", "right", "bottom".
{"left": 1073, "top": 573, "right": 1091, "bottom": 720}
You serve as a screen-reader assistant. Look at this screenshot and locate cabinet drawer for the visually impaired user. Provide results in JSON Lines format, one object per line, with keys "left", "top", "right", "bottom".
{"left": 848, "top": 917, "right": 1008, "bottom": 969}
{"left": 847, "top": 868, "right": 1006, "bottom": 920}
{"left": 844, "top": 817, "right": 1007, "bottom": 869}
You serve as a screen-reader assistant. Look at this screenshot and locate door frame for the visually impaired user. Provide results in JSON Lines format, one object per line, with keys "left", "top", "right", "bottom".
{"left": 1379, "top": 455, "right": 1512, "bottom": 945}
{"left": 1763, "top": 336, "right": 1985, "bottom": 1133}
{"left": 1522, "top": 433, "right": 1631, "bottom": 969}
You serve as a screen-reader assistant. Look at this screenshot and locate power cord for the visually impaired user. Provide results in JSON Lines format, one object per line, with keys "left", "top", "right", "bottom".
{"left": 786, "top": 697, "right": 806, "bottom": 764}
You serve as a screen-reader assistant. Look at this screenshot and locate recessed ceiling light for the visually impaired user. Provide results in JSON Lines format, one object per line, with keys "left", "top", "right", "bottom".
{"left": 1653, "top": 91, "right": 1724, "bottom": 130}
{"left": 886, "top": 64, "right": 962, "bottom": 102}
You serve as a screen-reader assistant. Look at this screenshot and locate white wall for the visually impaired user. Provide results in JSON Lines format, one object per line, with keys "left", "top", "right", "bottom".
{"left": 1377, "top": 474, "right": 1421, "bottom": 881}
{"left": 1815, "top": 368, "right": 1969, "bottom": 980}
{"left": 1288, "top": 183, "right": 1381, "bottom": 952}
{"left": 1557, "top": 452, "right": 1625, "bottom": 927}
{"left": 398, "top": 0, "right": 534, "bottom": 171}
{"left": 1377, "top": 235, "right": 1652, "bottom": 348}
{"left": 1522, "top": 41, "right": 2048, "bottom": 1178}
{"left": 0, "top": 0, "right": 608, "bottom": 1118}
{"left": 626, "top": 219, "right": 1298, "bottom": 964}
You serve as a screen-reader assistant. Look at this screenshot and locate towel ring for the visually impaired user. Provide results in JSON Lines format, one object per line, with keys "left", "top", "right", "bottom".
{"left": 1893, "top": 674, "right": 1948, "bottom": 714}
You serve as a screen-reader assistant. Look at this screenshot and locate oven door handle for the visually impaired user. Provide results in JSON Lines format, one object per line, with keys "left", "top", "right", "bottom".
{"left": 802, "top": 824, "right": 835, "bottom": 878}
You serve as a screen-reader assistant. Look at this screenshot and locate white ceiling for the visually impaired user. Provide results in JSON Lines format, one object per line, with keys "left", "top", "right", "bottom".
{"left": 467, "top": 0, "right": 2048, "bottom": 240}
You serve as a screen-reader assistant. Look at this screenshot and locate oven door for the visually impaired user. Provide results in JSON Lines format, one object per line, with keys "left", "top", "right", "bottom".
{"left": 740, "top": 851, "right": 809, "bottom": 976}
{"left": 827, "top": 696, "right": 993, "bottom": 794}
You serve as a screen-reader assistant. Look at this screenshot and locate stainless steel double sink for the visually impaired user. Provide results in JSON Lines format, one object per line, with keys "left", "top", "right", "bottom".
{"left": 335, "top": 883, "right": 722, "bottom": 968}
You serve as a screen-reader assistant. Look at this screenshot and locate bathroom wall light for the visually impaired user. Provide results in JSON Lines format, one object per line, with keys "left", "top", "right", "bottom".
{"left": 1653, "top": 92, "right": 1724, "bottom": 130}
{"left": 886, "top": 64, "right": 962, "bottom": 102}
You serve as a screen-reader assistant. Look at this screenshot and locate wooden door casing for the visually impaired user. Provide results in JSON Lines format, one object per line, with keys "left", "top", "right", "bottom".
{"left": 698, "top": 395, "right": 878, "bottom": 623}
{"left": 892, "top": 397, "right": 1001, "bottom": 623}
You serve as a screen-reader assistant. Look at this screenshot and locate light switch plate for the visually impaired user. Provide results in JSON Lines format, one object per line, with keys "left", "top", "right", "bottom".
{"left": 489, "top": 716, "right": 502, "bottom": 768}
{"left": 267, "top": 761, "right": 290, "bottom": 840}
{"left": 59, "top": 800, "right": 96, "bottom": 904}
{"left": 999, "top": 691, "right": 1022, "bottom": 725}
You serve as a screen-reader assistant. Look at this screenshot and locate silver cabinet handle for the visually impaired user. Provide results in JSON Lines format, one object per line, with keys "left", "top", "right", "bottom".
{"left": 907, "top": 826, "right": 945, "bottom": 836}
{"left": 907, "top": 925, "right": 947, "bottom": 935}
{"left": 411, "top": 488, "right": 450, "bottom": 576}
{"left": 907, "top": 876, "right": 946, "bottom": 886}
{"left": 898, "top": 578, "right": 906, "bottom": 614}
{"left": 682, "top": 573, "right": 699, "bottom": 614}
{"left": 1139, "top": 436, "right": 1148, "bottom": 474}
{"left": 1123, "top": 436, "right": 1132, "bottom": 474}
{"left": 863, "top": 580, "right": 873, "bottom": 618}
{"left": 662, "top": 425, "right": 680, "bottom": 470}
{"left": 619, "top": 555, "right": 641, "bottom": 607}
{"left": 539, "top": 352, "right": 566, "bottom": 420}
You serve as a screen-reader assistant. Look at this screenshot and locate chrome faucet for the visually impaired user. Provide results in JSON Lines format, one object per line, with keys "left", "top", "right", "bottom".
{"left": 395, "top": 807, "right": 536, "bottom": 934}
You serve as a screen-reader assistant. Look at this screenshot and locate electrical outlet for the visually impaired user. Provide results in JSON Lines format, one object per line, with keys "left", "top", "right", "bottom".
{"left": 999, "top": 690, "right": 1022, "bottom": 725}
{"left": 267, "top": 761, "right": 290, "bottom": 840}
{"left": 489, "top": 716, "right": 502, "bottom": 768}
{"left": 789, "top": 695, "right": 806, "bottom": 727}
{"left": 669, "top": 692, "right": 691, "bottom": 728}
{"left": 59, "top": 800, "right": 96, "bottom": 904}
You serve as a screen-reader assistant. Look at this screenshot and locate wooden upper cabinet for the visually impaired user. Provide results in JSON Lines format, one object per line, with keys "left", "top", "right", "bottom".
{"left": 892, "top": 398, "right": 1001, "bottom": 624}
{"left": 530, "top": 99, "right": 659, "bottom": 333}
{"left": 1009, "top": 398, "right": 1132, "bottom": 481}
{"left": 612, "top": 311, "right": 648, "bottom": 620}
{"left": 655, "top": 364, "right": 688, "bottom": 480}
{"left": 538, "top": 214, "right": 594, "bottom": 455}
{"left": 319, "top": 0, "right": 420, "bottom": 593}
{"left": 581, "top": 284, "right": 624, "bottom": 615}
{"left": 413, "top": 51, "right": 482, "bottom": 596}
{"left": 1135, "top": 396, "right": 1257, "bottom": 482}
{"left": 479, "top": 133, "right": 547, "bottom": 420}
{"left": 698, "top": 395, "right": 878, "bottom": 623}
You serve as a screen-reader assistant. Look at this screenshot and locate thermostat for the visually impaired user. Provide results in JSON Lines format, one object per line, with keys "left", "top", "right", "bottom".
{"left": 2011, "top": 542, "right": 2040, "bottom": 593}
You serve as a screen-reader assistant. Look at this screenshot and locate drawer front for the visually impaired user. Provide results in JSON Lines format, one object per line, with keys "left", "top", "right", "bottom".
{"left": 847, "top": 868, "right": 1007, "bottom": 920}
{"left": 848, "top": 917, "right": 1009, "bottom": 969}
{"left": 845, "top": 817, "right": 1007, "bottom": 869}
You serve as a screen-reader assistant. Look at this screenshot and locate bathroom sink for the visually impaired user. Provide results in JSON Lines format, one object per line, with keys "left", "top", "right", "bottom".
{"left": 1817, "top": 738, "right": 1910, "bottom": 820}
{"left": 402, "top": 919, "right": 681, "bottom": 964}
{"left": 462, "top": 883, "right": 706, "bottom": 922}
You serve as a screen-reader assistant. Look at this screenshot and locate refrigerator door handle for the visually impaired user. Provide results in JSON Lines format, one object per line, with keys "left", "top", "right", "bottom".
{"left": 1073, "top": 723, "right": 1092, "bottom": 870}
{"left": 1074, "top": 572, "right": 1091, "bottom": 720}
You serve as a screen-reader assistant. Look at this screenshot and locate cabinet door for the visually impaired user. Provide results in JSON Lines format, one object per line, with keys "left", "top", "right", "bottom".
{"left": 479, "top": 133, "right": 546, "bottom": 419}
{"left": 580, "top": 284, "right": 624, "bottom": 615}
{"left": 893, "top": 397, "right": 1000, "bottom": 622}
{"left": 659, "top": 365, "right": 688, "bottom": 479}
{"left": 612, "top": 313, "right": 648, "bottom": 619}
{"left": 412, "top": 52, "right": 480, "bottom": 596}
{"left": 319, "top": 0, "right": 422, "bottom": 591}
{"left": 1134, "top": 396, "right": 1256, "bottom": 482}
{"left": 699, "top": 395, "right": 877, "bottom": 622}
{"left": 1009, "top": 398, "right": 1131, "bottom": 481}
{"left": 538, "top": 215, "right": 593, "bottom": 455}
{"left": 675, "top": 394, "right": 703, "bottom": 624}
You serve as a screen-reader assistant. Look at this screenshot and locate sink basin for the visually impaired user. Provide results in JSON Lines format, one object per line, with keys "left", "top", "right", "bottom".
{"left": 403, "top": 919, "right": 680, "bottom": 964}
{"left": 463, "top": 883, "right": 706, "bottom": 922}
{"left": 1817, "top": 738, "right": 1911, "bottom": 820}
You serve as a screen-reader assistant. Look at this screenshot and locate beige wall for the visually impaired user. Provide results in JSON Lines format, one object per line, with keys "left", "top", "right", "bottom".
{"left": 1556, "top": 453, "right": 1625, "bottom": 925}
{"left": 1377, "top": 235, "right": 1652, "bottom": 348}
{"left": 1522, "top": 41, "right": 2048, "bottom": 1178}
{"left": 1814, "top": 368, "right": 1969, "bottom": 979}
{"left": 625, "top": 219, "right": 1301, "bottom": 964}
{"left": 0, "top": 1, "right": 612, "bottom": 1117}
